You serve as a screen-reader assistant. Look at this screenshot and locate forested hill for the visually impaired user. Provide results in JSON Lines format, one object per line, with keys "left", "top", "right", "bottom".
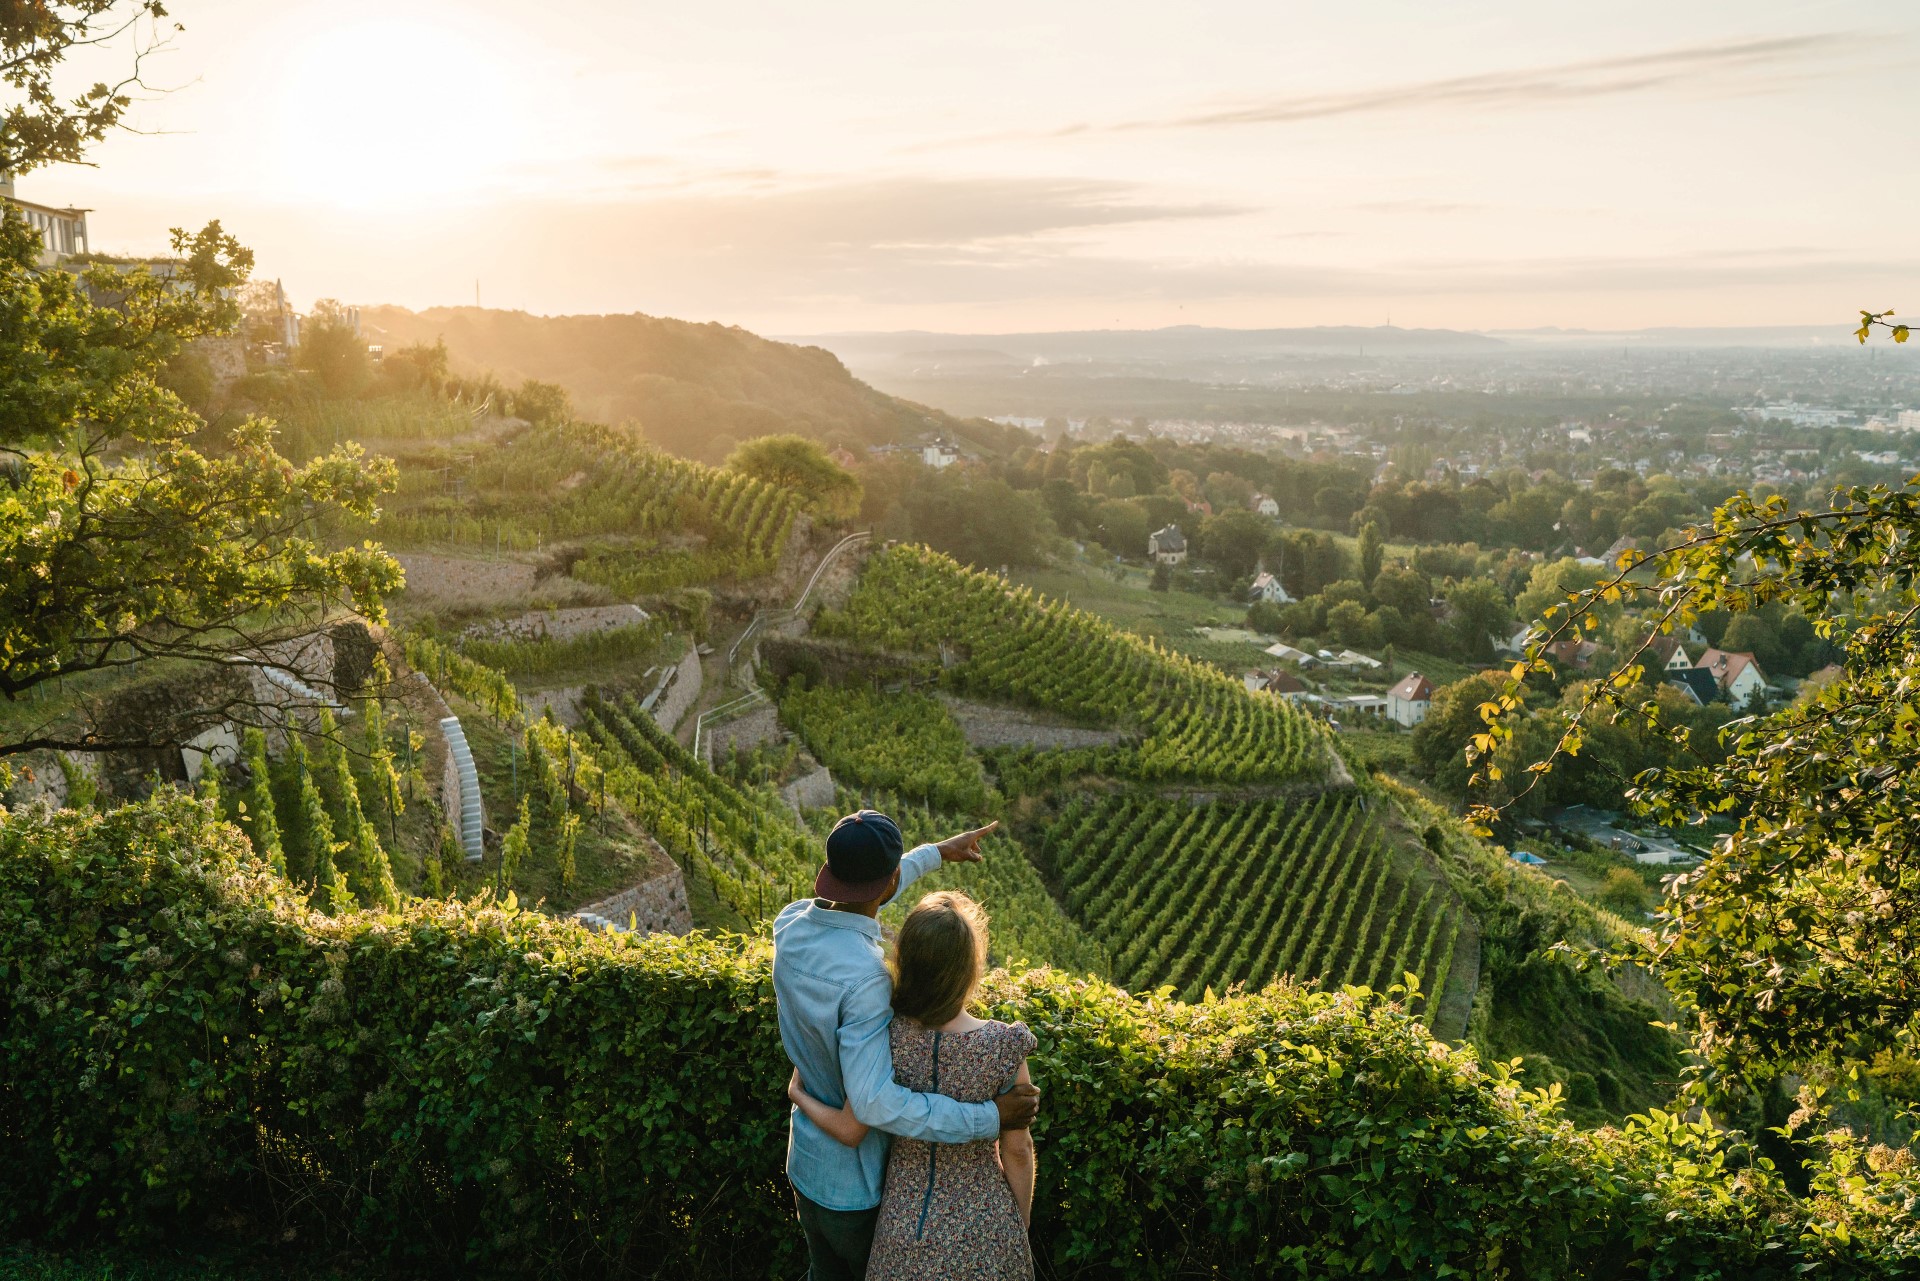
{"left": 360, "top": 305, "right": 1007, "bottom": 462}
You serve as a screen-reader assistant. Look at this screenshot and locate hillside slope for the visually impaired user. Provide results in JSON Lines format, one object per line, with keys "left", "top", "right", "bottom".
{"left": 360, "top": 305, "right": 984, "bottom": 461}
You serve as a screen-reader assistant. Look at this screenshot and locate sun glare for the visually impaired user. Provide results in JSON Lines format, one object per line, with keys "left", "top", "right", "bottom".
{"left": 269, "top": 18, "right": 535, "bottom": 210}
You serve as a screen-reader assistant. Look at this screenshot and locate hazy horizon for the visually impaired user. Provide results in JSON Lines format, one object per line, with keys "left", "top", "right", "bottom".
{"left": 26, "top": 0, "right": 1918, "bottom": 334}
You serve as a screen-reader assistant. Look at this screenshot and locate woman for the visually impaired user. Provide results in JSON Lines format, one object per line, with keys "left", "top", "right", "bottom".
{"left": 788, "top": 890, "right": 1038, "bottom": 1281}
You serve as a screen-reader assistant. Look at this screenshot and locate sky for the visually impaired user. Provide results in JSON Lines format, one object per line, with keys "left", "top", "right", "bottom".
{"left": 22, "top": 0, "right": 1919, "bottom": 334}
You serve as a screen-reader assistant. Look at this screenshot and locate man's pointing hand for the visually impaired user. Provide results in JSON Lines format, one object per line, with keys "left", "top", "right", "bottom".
{"left": 936, "top": 821, "right": 998, "bottom": 863}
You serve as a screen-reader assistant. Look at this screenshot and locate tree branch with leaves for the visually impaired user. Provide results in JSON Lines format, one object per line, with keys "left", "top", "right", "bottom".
{"left": 1, "top": 0, "right": 180, "bottom": 175}
{"left": 0, "top": 210, "right": 400, "bottom": 758}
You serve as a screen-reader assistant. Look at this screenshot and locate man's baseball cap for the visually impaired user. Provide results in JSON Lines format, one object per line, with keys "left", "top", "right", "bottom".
{"left": 816, "top": 809, "right": 906, "bottom": 902}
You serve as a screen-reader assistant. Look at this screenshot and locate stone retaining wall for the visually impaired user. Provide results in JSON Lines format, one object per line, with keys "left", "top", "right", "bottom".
{"left": 938, "top": 695, "right": 1129, "bottom": 751}
{"left": 650, "top": 641, "right": 704, "bottom": 732}
{"left": 704, "top": 702, "right": 783, "bottom": 762}
{"left": 781, "top": 765, "right": 835, "bottom": 815}
{"left": 462, "top": 604, "right": 650, "bottom": 644}
{"left": 573, "top": 863, "right": 693, "bottom": 937}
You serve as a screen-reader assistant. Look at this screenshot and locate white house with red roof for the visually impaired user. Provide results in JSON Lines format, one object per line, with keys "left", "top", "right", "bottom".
{"left": 1696, "top": 648, "right": 1767, "bottom": 705}
{"left": 1386, "top": 671, "right": 1435, "bottom": 727}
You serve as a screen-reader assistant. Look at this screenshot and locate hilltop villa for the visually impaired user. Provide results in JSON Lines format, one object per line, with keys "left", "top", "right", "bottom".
{"left": 1, "top": 173, "right": 89, "bottom": 264}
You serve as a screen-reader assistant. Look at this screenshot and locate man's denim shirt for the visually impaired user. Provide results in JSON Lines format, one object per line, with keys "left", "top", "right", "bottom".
{"left": 773, "top": 844, "right": 999, "bottom": 1211}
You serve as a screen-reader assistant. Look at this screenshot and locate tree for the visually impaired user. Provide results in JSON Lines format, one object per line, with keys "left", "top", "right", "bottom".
{"left": 1414, "top": 671, "right": 1556, "bottom": 816}
{"left": 378, "top": 339, "right": 449, "bottom": 395}
{"left": 295, "top": 299, "right": 371, "bottom": 397}
{"left": 725, "top": 434, "right": 861, "bottom": 520}
{"left": 1597, "top": 867, "right": 1648, "bottom": 916}
{"left": 1445, "top": 577, "right": 1512, "bottom": 664}
{"left": 0, "top": 214, "right": 400, "bottom": 757}
{"left": 359, "top": 655, "right": 403, "bottom": 831}
{"left": 510, "top": 379, "right": 571, "bottom": 427}
{"left": 1198, "top": 508, "right": 1269, "bottom": 580}
{"left": 1325, "top": 600, "right": 1379, "bottom": 649}
{"left": 0, "top": 1, "right": 175, "bottom": 175}
{"left": 1358, "top": 520, "right": 1384, "bottom": 589}
{"left": 1485, "top": 469, "right": 1920, "bottom": 1108}
{"left": 1149, "top": 560, "right": 1171, "bottom": 593}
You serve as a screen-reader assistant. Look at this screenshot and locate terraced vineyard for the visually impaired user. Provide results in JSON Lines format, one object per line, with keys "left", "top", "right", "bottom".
{"left": 781, "top": 685, "right": 993, "bottom": 812}
{"left": 818, "top": 545, "right": 1330, "bottom": 785}
{"left": 577, "top": 689, "right": 819, "bottom": 924}
{"left": 1039, "top": 793, "right": 1462, "bottom": 1008}
{"left": 377, "top": 422, "right": 801, "bottom": 590}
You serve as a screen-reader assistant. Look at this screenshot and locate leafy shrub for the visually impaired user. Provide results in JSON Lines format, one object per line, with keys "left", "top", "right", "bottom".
{"left": 3, "top": 797, "right": 1917, "bottom": 1278}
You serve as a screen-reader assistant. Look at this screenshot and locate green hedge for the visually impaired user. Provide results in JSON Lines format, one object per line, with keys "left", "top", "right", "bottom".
{"left": 3, "top": 797, "right": 1917, "bottom": 1278}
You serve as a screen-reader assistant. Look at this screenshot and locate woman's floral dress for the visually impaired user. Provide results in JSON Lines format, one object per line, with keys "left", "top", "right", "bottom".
{"left": 866, "top": 1018, "right": 1037, "bottom": 1281}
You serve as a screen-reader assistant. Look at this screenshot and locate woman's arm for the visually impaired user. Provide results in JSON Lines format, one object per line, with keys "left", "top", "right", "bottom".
{"left": 999, "top": 1062, "right": 1036, "bottom": 1228}
{"left": 788, "top": 1069, "right": 871, "bottom": 1148}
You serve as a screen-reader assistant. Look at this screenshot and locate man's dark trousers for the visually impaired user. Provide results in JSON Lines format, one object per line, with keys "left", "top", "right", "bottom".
{"left": 795, "top": 1189, "right": 878, "bottom": 1281}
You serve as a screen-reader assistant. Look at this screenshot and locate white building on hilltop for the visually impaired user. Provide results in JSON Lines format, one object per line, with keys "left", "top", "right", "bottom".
{"left": 1, "top": 173, "right": 89, "bottom": 264}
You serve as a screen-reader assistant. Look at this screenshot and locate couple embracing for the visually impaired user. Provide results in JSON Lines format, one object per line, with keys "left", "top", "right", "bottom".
{"left": 773, "top": 809, "right": 1041, "bottom": 1280}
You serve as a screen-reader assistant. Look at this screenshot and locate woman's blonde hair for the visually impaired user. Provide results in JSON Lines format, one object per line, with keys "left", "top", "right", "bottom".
{"left": 890, "top": 891, "right": 989, "bottom": 1028}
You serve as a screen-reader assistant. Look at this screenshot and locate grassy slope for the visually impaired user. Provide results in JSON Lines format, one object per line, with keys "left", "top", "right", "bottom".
{"left": 360, "top": 305, "right": 988, "bottom": 462}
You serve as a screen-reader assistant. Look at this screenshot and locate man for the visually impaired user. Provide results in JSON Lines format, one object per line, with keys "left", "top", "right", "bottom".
{"left": 773, "top": 809, "right": 1041, "bottom": 1280}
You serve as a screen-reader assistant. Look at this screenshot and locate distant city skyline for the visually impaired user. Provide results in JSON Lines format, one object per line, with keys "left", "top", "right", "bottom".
{"left": 26, "top": 0, "right": 1919, "bottom": 334}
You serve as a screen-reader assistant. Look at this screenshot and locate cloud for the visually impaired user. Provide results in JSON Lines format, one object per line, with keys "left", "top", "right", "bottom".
{"left": 176, "top": 173, "right": 1905, "bottom": 330}
{"left": 923, "top": 33, "right": 1864, "bottom": 148}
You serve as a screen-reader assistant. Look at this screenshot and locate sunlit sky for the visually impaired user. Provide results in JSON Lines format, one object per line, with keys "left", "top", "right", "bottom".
{"left": 24, "top": 0, "right": 1919, "bottom": 333}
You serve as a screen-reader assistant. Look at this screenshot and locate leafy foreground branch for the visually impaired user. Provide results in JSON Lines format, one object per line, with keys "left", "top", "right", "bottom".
{"left": 2, "top": 797, "right": 1916, "bottom": 1279}
{"left": 1476, "top": 478, "right": 1920, "bottom": 1116}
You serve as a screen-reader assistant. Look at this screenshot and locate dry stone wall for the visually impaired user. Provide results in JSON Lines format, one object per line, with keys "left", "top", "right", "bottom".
{"left": 780, "top": 764, "right": 835, "bottom": 815}
{"left": 703, "top": 702, "right": 782, "bottom": 763}
{"left": 938, "top": 695, "right": 1129, "bottom": 752}
{"left": 649, "top": 641, "right": 703, "bottom": 732}
{"left": 573, "top": 864, "right": 693, "bottom": 937}
{"left": 462, "top": 605, "right": 650, "bottom": 644}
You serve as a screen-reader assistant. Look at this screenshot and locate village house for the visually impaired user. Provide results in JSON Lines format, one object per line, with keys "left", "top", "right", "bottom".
{"left": 1663, "top": 668, "right": 1720, "bottom": 706}
{"left": 921, "top": 437, "right": 961, "bottom": 469}
{"left": 1646, "top": 634, "right": 1695, "bottom": 672}
{"left": 1248, "top": 570, "right": 1293, "bottom": 605}
{"left": 1543, "top": 638, "right": 1601, "bottom": 669}
{"left": 1249, "top": 492, "right": 1280, "bottom": 517}
{"left": 1148, "top": 524, "right": 1188, "bottom": 565}
{"left": 1386, "top": 671, "right": 1434, "bottom": 727}
{"left": 1697, "top": 647, "right": 1767, "bottom": 704}
{"left": 1244, "top": 669, "right": 1310, "bottom": 700}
